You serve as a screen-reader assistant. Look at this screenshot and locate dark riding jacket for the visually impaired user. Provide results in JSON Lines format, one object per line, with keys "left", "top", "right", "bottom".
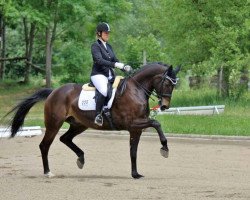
{"left": 90, "top": 39, "right": 119, "bottom": 78}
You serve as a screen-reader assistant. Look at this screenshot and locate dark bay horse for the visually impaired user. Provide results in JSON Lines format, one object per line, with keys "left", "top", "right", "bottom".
{"left": 7, "top": 63, "right": 180, "bottom": 179}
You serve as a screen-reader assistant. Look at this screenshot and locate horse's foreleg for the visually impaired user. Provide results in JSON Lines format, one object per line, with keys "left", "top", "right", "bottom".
{"left": 129, "top": 130, "right": 143, "bottom": 179}
{"left": 130, "top": 119, "right": 169, "bottom": 158}
{"left": 150, "top": 120, "right": 169, "bottom": 158}
{"left": 60, "top": 124, "right": 87, "bottom": 169}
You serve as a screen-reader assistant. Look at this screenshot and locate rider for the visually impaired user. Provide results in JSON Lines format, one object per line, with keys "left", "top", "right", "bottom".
{"left": 90, "top": 22, "right": 131, "bottom": 126}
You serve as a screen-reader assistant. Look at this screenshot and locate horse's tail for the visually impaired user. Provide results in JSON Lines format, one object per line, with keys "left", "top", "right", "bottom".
{"left": 5, "top": 88, "right": 53, "bottom": 138}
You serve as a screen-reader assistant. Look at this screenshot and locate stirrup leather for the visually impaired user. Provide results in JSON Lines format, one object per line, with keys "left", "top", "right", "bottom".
{"left": 103, "top": 108, "right": 116, "bottom": 130}
{"left": 94, "top": 114, "right": 103, "bottom": 126}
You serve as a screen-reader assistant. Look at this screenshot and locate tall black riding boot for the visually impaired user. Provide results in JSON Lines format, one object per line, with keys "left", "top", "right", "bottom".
{"left": 94, "top": 94, "right": 106, "bottom": 126}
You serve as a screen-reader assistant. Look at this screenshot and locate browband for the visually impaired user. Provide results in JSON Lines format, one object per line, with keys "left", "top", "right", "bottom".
{"left": 165, "top": 75, "right": 178, "bottom": 85}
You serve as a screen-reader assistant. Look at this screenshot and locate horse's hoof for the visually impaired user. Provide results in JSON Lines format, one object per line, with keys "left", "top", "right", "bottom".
{"left": 76, "top": 156, "right": 84, "bottom": 169}
{"left": 132, "top": 173, "right": 144, "bottom": 179}
{"left": 160, "top": 147, "right": 169, "bottom": 158}
{"left": 44, "top": 171, "right": 55, "bottom": 178}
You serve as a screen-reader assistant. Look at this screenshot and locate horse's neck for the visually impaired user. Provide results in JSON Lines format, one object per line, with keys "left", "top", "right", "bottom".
{"left": 132, "top": 68, "right": 162, "bottom": 93}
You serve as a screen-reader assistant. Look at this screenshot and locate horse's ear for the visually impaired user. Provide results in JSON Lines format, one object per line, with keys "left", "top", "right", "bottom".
{"left": 167, "top": 65, "right": 173, "bottom": 76}
{"left": 174, "top": 66, "right": 181, "bottom": 74}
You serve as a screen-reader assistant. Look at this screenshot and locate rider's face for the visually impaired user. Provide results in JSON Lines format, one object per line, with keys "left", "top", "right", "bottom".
{"left": 101, "top": 31, "right": 109, "bottom": 42}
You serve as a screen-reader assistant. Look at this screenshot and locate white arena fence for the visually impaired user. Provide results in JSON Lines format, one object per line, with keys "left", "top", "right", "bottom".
{"left": 157, "top": 105, "right": 225, "bottom": 115}
{"left": 0, "top": 126, "right": 42, "bottom": 138}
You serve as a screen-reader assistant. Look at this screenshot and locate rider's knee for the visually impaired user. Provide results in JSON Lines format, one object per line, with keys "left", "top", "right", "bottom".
{"left": 99, "top": 87, "right": 108, "bottom": 97}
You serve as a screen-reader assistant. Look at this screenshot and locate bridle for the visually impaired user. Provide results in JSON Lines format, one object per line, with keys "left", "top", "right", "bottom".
{"left": 158, "top": 73, "right": 178, "bottom": 98}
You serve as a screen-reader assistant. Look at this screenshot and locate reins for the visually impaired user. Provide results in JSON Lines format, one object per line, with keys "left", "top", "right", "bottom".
{"left": 127, "top": 73, "right": 158, "bottom": 101}
{"left": 124, "top": 67, "right": 178, "bottom": 101}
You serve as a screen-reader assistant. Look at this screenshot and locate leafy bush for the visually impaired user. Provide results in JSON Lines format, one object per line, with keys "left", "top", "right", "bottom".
{"left": 53, "top": 41, "right": 91, "bottom": 84}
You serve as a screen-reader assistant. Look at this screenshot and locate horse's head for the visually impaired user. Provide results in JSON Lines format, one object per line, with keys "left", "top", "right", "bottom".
{"left": 153, "top": 65, "right": 180, "bottom": 111}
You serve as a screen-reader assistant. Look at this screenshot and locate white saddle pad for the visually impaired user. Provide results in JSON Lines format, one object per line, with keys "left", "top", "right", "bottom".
{"left": 78, "top": 87, "right": 117, "bottom": 111}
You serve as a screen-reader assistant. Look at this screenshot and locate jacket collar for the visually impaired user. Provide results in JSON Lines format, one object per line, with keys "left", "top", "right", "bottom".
{"left": 97, "top": 39, "right": 111, "bottom": 55}
{"left": 97, "top": 39, "right": 108, "bottom": 50}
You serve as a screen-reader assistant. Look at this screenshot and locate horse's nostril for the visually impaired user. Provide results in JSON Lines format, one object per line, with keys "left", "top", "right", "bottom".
{"left": 160, "top": 105, "right": 168, "bottom": 111}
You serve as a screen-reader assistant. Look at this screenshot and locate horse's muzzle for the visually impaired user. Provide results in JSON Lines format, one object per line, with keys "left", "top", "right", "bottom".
{"left": 160, "top": 105, "right": 169, "bottom": 111}
{"left": 160, "top": 98, "right": 170, "bottom": 111}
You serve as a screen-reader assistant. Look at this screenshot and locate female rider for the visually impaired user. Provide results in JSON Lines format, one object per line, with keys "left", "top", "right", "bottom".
{"left": 90, "top": 22, "right": 131, "bottom": 126}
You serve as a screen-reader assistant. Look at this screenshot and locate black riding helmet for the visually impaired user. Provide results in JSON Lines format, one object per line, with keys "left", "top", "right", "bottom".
{"left": 96, "top": 22, "right": 111, "bottom": 33}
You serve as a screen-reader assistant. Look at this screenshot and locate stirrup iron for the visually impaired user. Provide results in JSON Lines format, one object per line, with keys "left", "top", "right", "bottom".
{"left": 94, "top": 114, "right": 103, "bottom": 126}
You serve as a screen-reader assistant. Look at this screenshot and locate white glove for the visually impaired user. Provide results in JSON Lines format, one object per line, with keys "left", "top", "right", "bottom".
{"left": 114, "top": 62, "right": 125, "bottom": 69}
{"left": 123, "top": 65, "right": 132, "bottom": 72}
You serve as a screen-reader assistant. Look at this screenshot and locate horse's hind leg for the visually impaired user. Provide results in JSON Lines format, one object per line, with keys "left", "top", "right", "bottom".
{"left": 39, "top": 126, "right": 62, "bottom": 177}
{"left": 60, "top": 124, "right": 87, "bottom": 169}
{"left": 39, "top": 113, "right": 64, "bottom": 177}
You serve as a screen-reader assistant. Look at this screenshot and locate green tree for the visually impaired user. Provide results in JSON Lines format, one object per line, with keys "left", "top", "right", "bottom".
{"left": 1, "top": 0, "right": 132, "bottom": 86}
{"left": 133, "top": 0, "right": 250, "bottom": 98}
{"left": 52, "top": 0, "right": 132, "bottom": 83}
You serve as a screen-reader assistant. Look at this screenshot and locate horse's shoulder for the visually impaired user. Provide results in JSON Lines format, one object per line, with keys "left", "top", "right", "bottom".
{"left": 117, "top": 78, "right": 128, "bottom": 96}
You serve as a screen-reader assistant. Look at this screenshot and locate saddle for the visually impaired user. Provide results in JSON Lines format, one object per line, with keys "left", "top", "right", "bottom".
{"left": 83, "top": 75, "right": 123, "bottom": 105}
{"left": 79, "top": 76, "right": 124, "bottom": 130}
{"left": 78, "top": 76, "right": 123, "bottom": 110}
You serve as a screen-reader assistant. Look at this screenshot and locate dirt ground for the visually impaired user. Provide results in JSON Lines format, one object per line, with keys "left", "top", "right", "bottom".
{"left": 0, "top": 132, "right": 250, "bottom": 200}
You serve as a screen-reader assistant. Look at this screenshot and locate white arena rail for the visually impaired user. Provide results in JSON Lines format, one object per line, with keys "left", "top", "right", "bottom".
{"left": 157, "top": 105, "right": 225, "bottom": 115}
{"left": 0, "top": 126, "right": 42, "bottom": 138}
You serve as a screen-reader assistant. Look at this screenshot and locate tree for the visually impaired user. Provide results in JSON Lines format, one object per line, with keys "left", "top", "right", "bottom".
{"left": 1, "top": 0, "right": 132, "bottom": 86}
{"left": 2, "top": 0, "right": 248, "bottom": 100}
{"left": 0, "top": 10, "right": 6, "bottom": 79}
{"left": 0, "top": 0, "right": 47, "bottom": 82}
{"left": 130, "top": 0, "right": 250, "bottom": 98}
{"left": 51, "top": 0, "right": 132, "bottom": 84}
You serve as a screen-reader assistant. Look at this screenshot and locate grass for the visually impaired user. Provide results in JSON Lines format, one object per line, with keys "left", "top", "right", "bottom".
{"left": 157, "top": 115, "right": 250, "bottom": 136}
{"left": 0, "top": 78, "right": 249, "bottom": 136}
{"left": 150, "top": 86, "right": 250, "bottom": 136}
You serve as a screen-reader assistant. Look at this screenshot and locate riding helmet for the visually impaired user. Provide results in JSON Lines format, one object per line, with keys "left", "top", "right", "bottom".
{"left": 96, "top": 22, "right": 111, "bottom": 33}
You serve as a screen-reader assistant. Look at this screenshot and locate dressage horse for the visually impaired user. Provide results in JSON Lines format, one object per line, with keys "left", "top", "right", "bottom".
{"left": 6, "top": 63, "right": 180, "bottom": 179}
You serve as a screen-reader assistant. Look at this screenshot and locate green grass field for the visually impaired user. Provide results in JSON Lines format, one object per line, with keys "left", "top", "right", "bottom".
{"left": 0, "top": 80, "right": 249, "bottom": 136}
{"left": 153, "top": 89, "right": 250, "bottom": 136}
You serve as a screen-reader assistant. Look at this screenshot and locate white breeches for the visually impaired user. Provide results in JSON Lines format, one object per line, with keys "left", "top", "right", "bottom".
{"left": 91, "top": 75, "right": 109, "bottom": 97}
